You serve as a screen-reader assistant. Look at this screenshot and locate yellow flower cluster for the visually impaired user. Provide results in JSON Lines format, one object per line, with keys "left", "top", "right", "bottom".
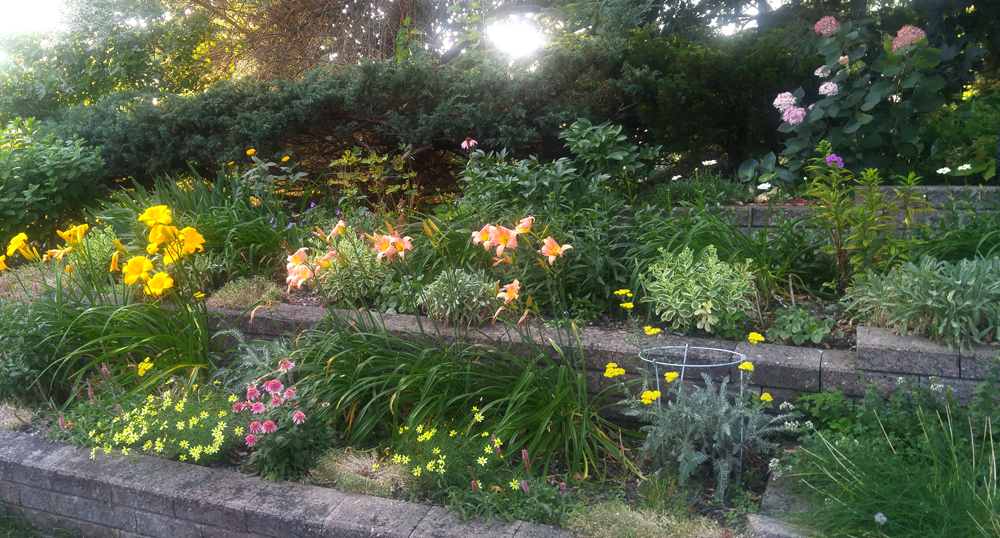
{"left": 614, "top": 289, "right": 633, "bottom": 298}
{"left": 748, "top": 332, "right": 765, "bottom": 344}
{"left": 760, "top": 392, "right": 773, "bottom": 402}
{"left": 137, "top": 357, "right": 154, "bottom": 377}
{"left": 603, "top": 363, "right": 626, "bottom": 378}
{"left": 643, "top": 326, "right": 661, "bottom": 336}
{"left": 640, "top": 390, "right": 661, "bottom": 404}
{"left": 620, "top": 302, "right": 634, "bottom": 310}
{"left": 664, "top": 372, "right": 679, "bottom": 383}
{"left": 739, "top": 361, "right": 755, "bottom": 372}
{"left": 416, "top": 428, "right": 437, "bottom": 442}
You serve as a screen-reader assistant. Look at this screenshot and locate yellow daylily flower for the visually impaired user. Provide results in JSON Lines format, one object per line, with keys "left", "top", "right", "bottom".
{"left": 0, "top": 255, "right": 7, "bottom": 271}
{"left": 57, "top": 224, "right": 89, "bottom": 248}
{"left": 7, "top": 233, "right": 28, "bottom": 257}
{"left": 137, "top": 206, "right": 172, "bottom": 227}
{"left": 179, "top": 227, "right": 205, "bottom": 255}
{"left": 109, "top": 251, "right": 120, "bottom": 272}
{"left": 123, "top": 256, "right": 153, "bottom": 285}
{"left": 145, "top": 272, "right": 174, "bottom": 296}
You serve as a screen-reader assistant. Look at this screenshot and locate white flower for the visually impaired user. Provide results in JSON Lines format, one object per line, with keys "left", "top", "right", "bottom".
{"left": 814, "top": 65, "right": 830, "bottom": 78}
{"left": 702, "top": 160, "right": 717, "bottom": 166}
{"left": 784, "top": 420, "right": 800, "bottom": 431}
{"left": 758, "top": 182, "right": 772, "bottom": 191}
{"left": 930, "top": 383, "right": 944, "bottom": 393}
{"left": 818, "top": 81, "right": 839, "bottom": 96}
{"left": 779, "top": 401, "right": 795, "bottom": 411}
{"left": 958, "top": 164, "right": 972, "bottom": 171}
{"left": 875, "top": 513, "right": 887, "bottom": 525}
{"left": 671, "top": 175, "right": 682, "bottom": 180}
{"left": 937, "top": 167, "right": 951, "bottom": 174}
{"left": 804, "top": 420, "right": 814, "bottom": 430}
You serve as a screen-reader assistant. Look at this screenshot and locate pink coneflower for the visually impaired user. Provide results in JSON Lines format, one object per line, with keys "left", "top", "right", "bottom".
{"left": 264, "top": 379, "right": 284, "bottom": 395}
{"left": 284, "top": 387, "right": 297, "bottom": 399}
{"left": 245, "top": 434, "right": 258, "bottom": 447}
{"left": 251, "top": 402, "right": 267, "bottom": 414}
{"left": 278, "top": 360, "right": 295, "bottom": 372}
{"left": 292, "top": 411, "right": 307, "bottom": 425}
{"left": 261, "top": 420, "right": 277, "bottom": 434}
{"left": 461, "top": 137, "right": 478, "bottom": 150}
{"left": 246, "top": 385, "right": 261, "bottom": 401}
{"left": 232, "top": 402, "right": 243, "bottom": 413}
{"left": 249, "top": 421, "right": 262, "bottom": 433}
{"left": 271, "top": 396, "right": 283, "bottom": 407}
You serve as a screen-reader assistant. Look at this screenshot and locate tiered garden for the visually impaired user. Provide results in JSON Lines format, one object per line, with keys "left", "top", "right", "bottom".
{"left": 2, "top": 3, "right": 1000, "bottom": 537}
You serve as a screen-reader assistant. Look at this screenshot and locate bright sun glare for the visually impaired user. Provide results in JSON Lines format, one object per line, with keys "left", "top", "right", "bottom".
{"left": 487, "top": 16, "right": 545, "bottom": 57}
{"left": 0, "top": 0, "right": 65, "bottom": 36}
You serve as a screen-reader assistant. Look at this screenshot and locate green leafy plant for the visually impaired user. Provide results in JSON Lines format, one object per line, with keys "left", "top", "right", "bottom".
{"left": 558, "top": 118, "right": 660, "bottom": 199}
{"left": 737, "top": 152, "right": 795, "bottom": 194}
{"left": 795, "top": 390, "right": 856, "bottom": 432}
{"left": 419, "top": 268, "right": 496, "bottom": 326}
{"left": 767, "top": 304, "right": 838, "bottom": 345}
{"left": 647, "top": 172, "right": 750, "bottom": 207}
{"left": 778, "top": 18, "right": 948, "bottom": 175}
{"left": 0, "top": 117, "right": 104, "bottom": 245}
{"left": 643, "top": 245, "right": 755, "bottom": 337}
{"left": 843, "top": 256, "right": 1000, "bottom": 350}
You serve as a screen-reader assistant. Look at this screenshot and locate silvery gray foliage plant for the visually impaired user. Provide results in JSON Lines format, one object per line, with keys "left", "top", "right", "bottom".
{"left": 618, "top": 371, "right": 795, "bottom": 501}
{"left": 419, "top": 268, "right": 496, "bottom": 326}
{"left": 842, "top": 256, "right": 1000, "bottom": 351}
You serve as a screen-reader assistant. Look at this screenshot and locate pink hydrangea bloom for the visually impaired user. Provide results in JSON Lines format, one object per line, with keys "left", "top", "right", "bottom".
{"left": 278, "top": 360, "right": 295, "bottom": 372}
{"left": 892, "top": 25, "right": 926, "bottom": 51}
{"left": 249, "top": 421, "right": 262, "bottom": 433}
{"left": 261, "top": 420, "right": 278, "bottom": 434}
{"left": 773, "top": 92, "right": 797, "bottom": 111}
{"left": 818, "top": 82, "right": 839, "bottom": 96}
{"left": 293, "top": 411, "right": 307, "bottom": 424}
{"left": 782, "top": 106, "right": 807, "bottom": 125}
{"left": 251, "top": 402, "right": 267, "bottom": 414}
{"left": 814, "top": 16, "right": 839, "bottom": 37}
{"left": 245, "top": 434, "right": 258, "bottom": 447}
{"left": 814, "top": 65, "right": 830, "bottom": 78}
{"left": 264, "top": 379, "right": 284, "bottom": 395}
{"left": 246, "top": 385, "right": 261, "bottom": 401}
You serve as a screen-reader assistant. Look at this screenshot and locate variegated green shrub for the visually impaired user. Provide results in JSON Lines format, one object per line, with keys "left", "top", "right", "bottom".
{"left": 642, "top": 246, "right": 756, "bottom": 337}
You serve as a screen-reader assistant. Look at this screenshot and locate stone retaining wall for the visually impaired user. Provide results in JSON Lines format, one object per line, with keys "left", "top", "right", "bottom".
{"left": 0, "top": 430, "right": 568, "bottom": 538}
{"left": 210, "top": 304, "right": 1000, "bottom": 409}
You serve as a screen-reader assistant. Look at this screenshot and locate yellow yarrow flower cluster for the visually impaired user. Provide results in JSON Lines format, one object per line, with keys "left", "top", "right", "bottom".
{"left": 748, "top": 332, "right": 765, "bottom": 344}
{"left": 603, "top": 363, "right": 625, "bottom": 378}
{"left": 137, "top": 357, "right": 154, "bottom": 377}
{"left": 614, "top": 289, "right": 633, "bottom": 298}
{"left": 640, "top": 390, "right": 661, "bottom": 404}
{"left": 664, "top": 372, "right": 679, "bottom": 383}
{"left": 643, "top": 326, "right": 661, "bottom": 336}
{"left": 760, "top": 392, "right": 773, "bottom": 402}
{"left": 739, "top": 361, "right": 754, "bottom": 372}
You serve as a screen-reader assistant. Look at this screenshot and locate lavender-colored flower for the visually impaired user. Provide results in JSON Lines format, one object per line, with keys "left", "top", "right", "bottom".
{"left": 814, "top": 65, "right": 831, "bottom": 78}
{"left": 814, "top": 16, "right": 839, "bottom": 37}
{"left": 520, "top": 480, "right": 530, "bottom": 494}
{"left": 875, "top": 512, "right": 887, "bottom": 525}
{"left": 559, "top": 482, "right": 567, "bottom": 495}
{"left": 818, "top": 82, "right": 839, "bottom": 97}
{"left": 826, "top": 154, "right": 844, "bottom": 168}
{"left": 892, "top": 25, "right": 926, "bottom": 52}
{"left": 773, "top": 92, "right": 797, "bottom": 111}
{"left": 782, "top": 106, "right": 807, "bottom": 125}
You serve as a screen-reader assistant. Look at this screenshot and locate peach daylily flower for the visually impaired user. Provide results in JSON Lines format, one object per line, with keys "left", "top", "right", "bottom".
{"left": 516, "top": 217, "right": 534, "bottom": 234}
{"left": 369, "top": 234, "right": 397, "bottom": 262}
{"left": 489, "top": 226, "right": 518, "bottom": 256}
{"left": 497, "top": 279, "right": 520, "bottom": 304}
{"left": 286, "top": 264, "right": 313, "bottom": 292}
{"left": 472, "top": 224, "right": 492, "bottom": 251}
{"left": 318, "top": 249, "right": 340, "bottom": 267}
{"left": 540, "top": 237, "right": 573, "bottom": 265}
{"left": 286, "top": 247, "right": 309, "bottom": 272}
{"left": 391, "top": 234, "right": 413, "bottom": 260}
{"left": 329, "top": 220, "right": 347, "bottom": 238}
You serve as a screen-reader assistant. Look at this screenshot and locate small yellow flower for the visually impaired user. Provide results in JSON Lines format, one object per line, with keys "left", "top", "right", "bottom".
{"left": 613, "top": 289, "right": 631, "bottom": 296}
{"left": 510, "top": 480, "right": 520, "bottom": 490}
{"left": 450, "top": 430, "right": 458, "bottom": 437}
{"left": 760, "top": 392, "right": 773, "bottom": 402}
{"left": 485, "top": 445, "right": 493, "bottom": 454}
{"left": 603, "top": 363, "right": 626, "bottom": 378}
{"left": 477, "top": 457, "right": 488, "bottom": 466}
{"left": 473, "top": 413, "right": 484, "bottom": 423}
{"left": 234, "top": 427, "right": 244, "bottom": 436}
{"left": 664, "top": 372, "right": 679, "bottom": 383}
{"left": 401, "top": 455, "right": 410, "bottom": 464}
{"left": 247, "top": 148, "right": 256, "bottom": 156}
{"left": 640, "top": 390, "right": 661, "bottom": 404}
{"left": 372, "top": 463, "right": 379, "bottom": 470}
{"left": 748, "top": 332, "right": 765, "bottom": 344}
{"left": 471, "top": 406, "right": 479, "bottom": 412}
{"left": 282, "top": 156, "right": 290, "bottom": 162}
{"left": 481, "top": 432, "right": 490, "bottom": 437}
{"left": 432, "top": 447, "right": 441, "bottom": 454}
{"left": 620, "top": 302, "right": 634, "bottom": 310}
{"left": 179, "top": 455, "right": 186, "bottom": 461}
{"left": 739, "top": 361, "right": 754, "bottom": 372}
{"left": 228, "top": 395, "right": 238, "bottom": 403}
{"left": 176, "top": 422, "right": 185, "bottom": 430}
{"left": 643, "top": 326, "right": 661, "bottom": 336}
{"left": 194, "top": 292, "right": 206, "bottom": 299}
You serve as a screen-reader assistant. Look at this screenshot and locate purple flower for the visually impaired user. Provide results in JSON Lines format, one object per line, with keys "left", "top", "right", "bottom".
{"left": 773, "top": 92, "right": 797, "bottom": 111}
{"left": 826, "top": 154, "right": 844, "bottom": 168}
{"left": 782, "top": 106, "right": 807, "bottom": 125}
{"left": 814, "top": 16, "right": 839, "bottom": 37}
{"left": 818, "top": 82, "right": 839, "bottom": 97}
{"left": 520, "top": 480, "right": 530, "bottom": 494}
{"left": 892, "top": 25, "right": 926, "bottom": 51}
{"left": 559, "top": 482, "right": 567, "bottom": 495}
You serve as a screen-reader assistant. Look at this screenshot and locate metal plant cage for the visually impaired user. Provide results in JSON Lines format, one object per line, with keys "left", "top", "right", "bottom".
{"left": 636, "top": 343, "right": 750, "bottom": 474}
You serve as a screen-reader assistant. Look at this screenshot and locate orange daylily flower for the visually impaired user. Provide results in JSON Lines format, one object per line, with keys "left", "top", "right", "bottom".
{"left": 489, "top": 226, "right": 518, "bottom": 257}
{"left": 497, "top": 279, "right": 520, "bottom": 304}
{"left": 516, "top": 217, "right": 534, "bottom": 234}
{"left": 540, "top": 237, "right": 573, "bottom": 265}
{"left": 368, "top": 234, "right": 397, "bottom": 262}
{"left": 110, "top": 251, "right": 120, "bottom": 272}
{"left": 45, "top": 246, "right": 74, "bottom": 263}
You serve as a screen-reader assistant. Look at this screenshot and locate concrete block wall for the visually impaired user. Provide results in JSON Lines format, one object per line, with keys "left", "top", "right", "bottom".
{"left": 0, "top": 430, "right": 570, "bottom": 538}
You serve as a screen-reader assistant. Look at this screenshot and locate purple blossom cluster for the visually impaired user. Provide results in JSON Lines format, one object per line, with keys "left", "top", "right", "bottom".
{"left": 818, "top": 82, "right": 839, "bottom": 97}
{"left": 892, "top": 25, "right": 926, "bottom": 52}
{"left": 773, "top": 92, "right": 797, "bottom": 111}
